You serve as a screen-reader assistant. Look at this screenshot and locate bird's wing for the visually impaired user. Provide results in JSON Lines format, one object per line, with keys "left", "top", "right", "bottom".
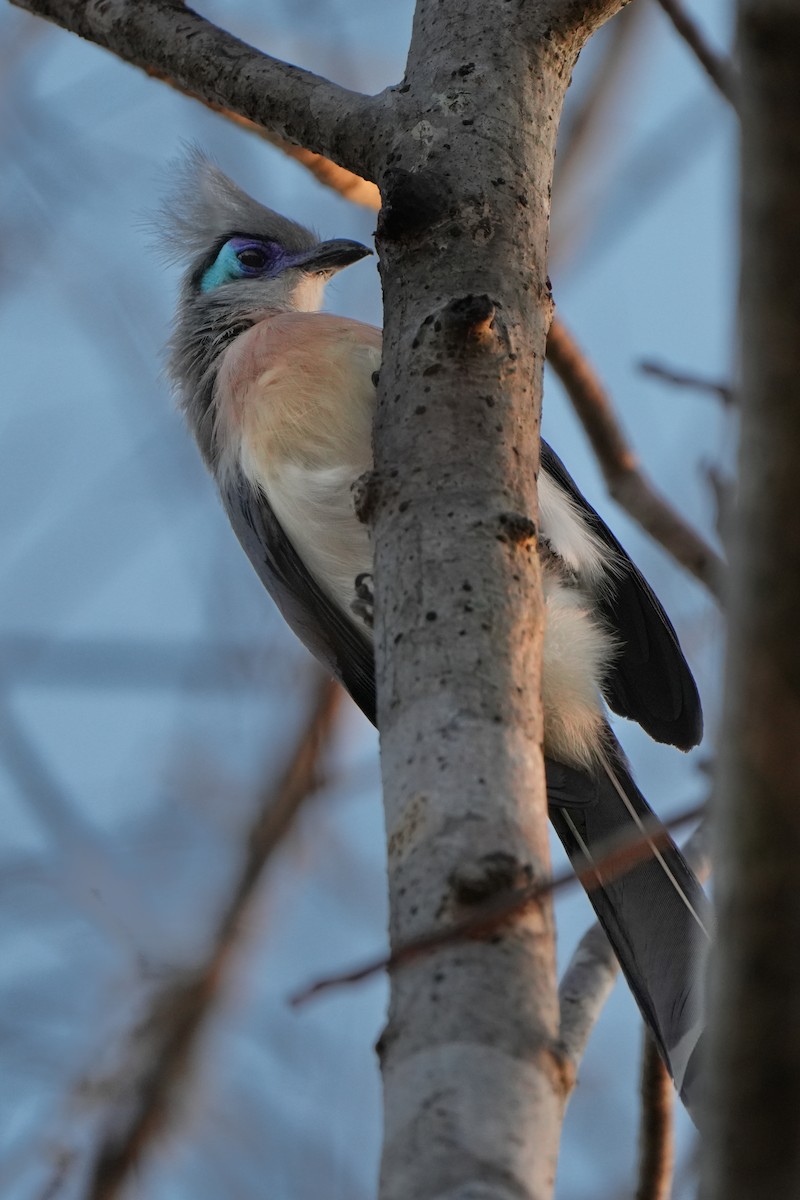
{"left": 540, "top": 441, "right": 703, "bottom": 750}
{"left": 221, "top": 470, "right": 377, "bottom": 723}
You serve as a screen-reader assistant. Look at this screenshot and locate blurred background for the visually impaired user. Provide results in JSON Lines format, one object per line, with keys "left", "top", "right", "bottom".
{"left": 0, "top": 1, "right": 734, "bottom": 1196}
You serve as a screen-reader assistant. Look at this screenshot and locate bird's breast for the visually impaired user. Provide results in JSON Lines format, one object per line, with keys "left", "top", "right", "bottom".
{"left": 214, "top": 311, "right": 380, "bottom": 618}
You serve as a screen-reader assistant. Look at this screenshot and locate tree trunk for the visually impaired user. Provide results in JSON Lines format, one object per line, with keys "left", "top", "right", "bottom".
{"left": 701, "top": 0, "right": 800, "bottom": 1194}
{"left": 366, "top": 4, "right": 618, "bottom": 1196}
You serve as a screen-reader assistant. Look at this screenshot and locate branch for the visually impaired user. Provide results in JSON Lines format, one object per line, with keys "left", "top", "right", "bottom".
{"left": 291, "top": 802, "right": 705, "bottom": 1005}
{"left": 640, "top": 358, "right": 736, "bottom": 407}
{"left": 10, "top": 0, "right": 376, "bottom": 174}
{"left": 86, "top": 675, "right": 341, "bottom": 1200}
{"left": 652, "top": 0, "right": 740, "bottom": 108}
{"left": 547, "top": 315, "right": 726, "bottom": 602}
{"left": 636, "top": 1033, "right": 675, "bottom": 1200}
{"left": 557, "top": 921, "right": 619, "bottom": 1079}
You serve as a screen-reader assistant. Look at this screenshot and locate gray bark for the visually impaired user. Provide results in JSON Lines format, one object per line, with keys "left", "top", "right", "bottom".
{"left": 367, "top": 5, "right": 622, "bottom": 1197}
{"left": 700, "top": 0, "right": 800, "bottom": 1194}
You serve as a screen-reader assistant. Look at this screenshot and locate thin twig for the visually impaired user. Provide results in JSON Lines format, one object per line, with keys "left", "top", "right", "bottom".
{"left": 640, "top": 359, "right": 736, "bottom": 407}
{"left": 636, "top": 1032, "right": 675, "bottom": 1200}
{"left": 547, "top": 315, "right": 726, "bottom": 603}
{"left": 87, "top": 674, "right": 341, "bottom": 1200}
{"left": 652, "top": 0, "right": 739, "bottom": 108}
{"left": 291, "top": 801, "right": 705, "bottom": 1006}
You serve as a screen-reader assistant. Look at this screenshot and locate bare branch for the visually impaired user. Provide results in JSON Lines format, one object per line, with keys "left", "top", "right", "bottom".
{"left": 547, "top": 315, "right": 726, "bottom": 602}
{"left": 652, "top": 0, "right": 740, "bottom": 108}
{"left": 291, "top": 801, "right": 705, "bottom": 1006}
{"left": 9, "top": 0, "right": 376, "bottom": 174}
{"left": 640, "top": 358, "right": 736, "bottom": 406}
{"left": 636, "top": 1033, "right": 675, "bottom": 1200}
{"left": 87, "top": 674, "right": 341, "bottom": 1200}
{"left": 557, "top": 921, "right": 619, "bottom": 1077}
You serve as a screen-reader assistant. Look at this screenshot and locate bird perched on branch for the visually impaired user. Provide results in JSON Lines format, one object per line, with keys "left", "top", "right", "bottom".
{"left": 163, "top": 151, "right": 711, "bottom": 1118}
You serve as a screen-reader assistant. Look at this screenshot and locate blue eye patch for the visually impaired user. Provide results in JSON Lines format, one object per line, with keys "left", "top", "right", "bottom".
{"left": 200, "top": 236, "right": 283, "bottom": 293}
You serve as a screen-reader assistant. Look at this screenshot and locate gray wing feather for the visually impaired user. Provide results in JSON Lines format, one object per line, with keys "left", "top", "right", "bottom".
{"left": 221, "top": 470, "right": 376, "bottom": 722}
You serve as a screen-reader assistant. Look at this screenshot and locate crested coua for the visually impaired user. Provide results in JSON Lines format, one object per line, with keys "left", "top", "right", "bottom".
{"left": 165, "top": 151, "right": 711, "bottom": 1117}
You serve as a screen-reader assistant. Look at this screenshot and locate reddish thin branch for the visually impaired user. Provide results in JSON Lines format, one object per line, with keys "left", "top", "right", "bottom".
{"left": 636, "top": 1032, "right": 675, "bottom": 1200}
{"left": 547, "top": 315, "right": 726, "bottom": 602}
{"left": 291, "top": 801, "right": 705, "bottom": 1006}
{"left": 88, "top": 675, "right": 341, "bottom": 1200}
{"left": 652, "top": 0, "right": 740, "bottom": 108}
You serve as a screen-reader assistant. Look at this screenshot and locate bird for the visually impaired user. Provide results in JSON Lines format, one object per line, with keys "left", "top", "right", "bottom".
{"left": 163, "top": 151, "right": 711, "bottom": 1117}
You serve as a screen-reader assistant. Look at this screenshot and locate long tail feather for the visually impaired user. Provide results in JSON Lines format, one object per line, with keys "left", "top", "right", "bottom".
{"left": 546, "top": 741, "right": 711, "bottom": 1119}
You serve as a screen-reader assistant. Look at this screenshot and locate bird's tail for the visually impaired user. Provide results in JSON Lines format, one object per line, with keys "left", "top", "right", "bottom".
{"left": 546, "top": 741, "right": 711, "bottom": 1119}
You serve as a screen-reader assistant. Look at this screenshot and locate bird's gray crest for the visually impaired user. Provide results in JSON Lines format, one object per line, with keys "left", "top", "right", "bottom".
{"left": 157, "top": 147, "right": 318, "bottom": 270}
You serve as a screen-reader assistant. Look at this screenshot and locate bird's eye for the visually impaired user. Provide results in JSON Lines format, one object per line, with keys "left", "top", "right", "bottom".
{"left": 198, "top": 237, "right": 281, "bottom": 293}
{"left": 236, "top": 246, "right": 271, "bottom": 271}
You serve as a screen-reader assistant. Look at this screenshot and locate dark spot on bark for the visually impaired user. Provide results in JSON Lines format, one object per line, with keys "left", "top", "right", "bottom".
{"left": 462, "top": 581, "right": 473, "bottom": 591}
{"left": 422, "top": 363, "right": 442, "bottom": 376}
{"left": 498, "top": 511, "right": 537, "bottom": 544}
{"left": 379, "top": 167, "right": 450, "bottom": 241}
{"left": 352, "top": 470, "right": 381, "bottom": 525}
{"left": 456, "top": 62, "right": 475, "bottom": 76}
{"left": 398, "top": 499, "right": 410, "bottom": 512}
{"left": 451, "top": 851, "right": 532, "bottom": 904}
{"left": 426, "top": 611, "right": 437, "bottom": 621}
{"left": 462, "top": 118, "right": 474, "bottom": 126}
{"left": 415, "top": 405, "right": 427, "bottom": 415}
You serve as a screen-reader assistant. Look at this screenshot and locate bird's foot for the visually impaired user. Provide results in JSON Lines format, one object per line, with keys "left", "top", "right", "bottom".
{"left": 351, "top": 572, "right": 374, "bottom": 628}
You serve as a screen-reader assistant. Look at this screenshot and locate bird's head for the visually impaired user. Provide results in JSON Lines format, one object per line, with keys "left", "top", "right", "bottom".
{"left": 160, "top": 149, "right": 371, "bottom": 460}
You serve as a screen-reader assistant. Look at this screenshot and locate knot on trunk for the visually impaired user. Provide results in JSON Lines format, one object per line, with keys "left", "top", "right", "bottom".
{"left": 450, "top": 851, "right": 532, "bottom": 905}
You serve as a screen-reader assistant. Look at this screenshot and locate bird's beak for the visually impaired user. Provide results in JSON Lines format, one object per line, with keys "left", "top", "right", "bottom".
{"left": 292, "top": 239, "right": 373, "bottom": 275}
